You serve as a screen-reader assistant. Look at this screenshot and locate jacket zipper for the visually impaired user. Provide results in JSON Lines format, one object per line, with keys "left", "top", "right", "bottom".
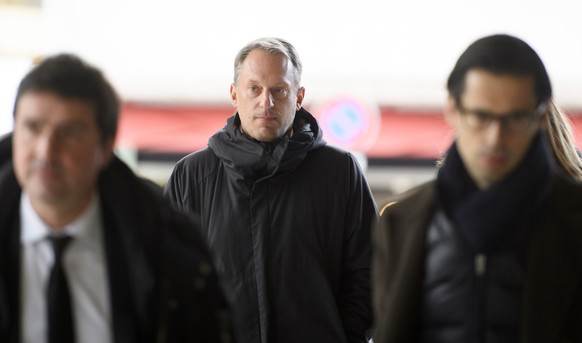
{"left": 474, "top": 254, "right": 487, "bottom": 343}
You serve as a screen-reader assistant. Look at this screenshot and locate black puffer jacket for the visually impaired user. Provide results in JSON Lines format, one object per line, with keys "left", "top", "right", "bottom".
{"left": 0, "top": 133, "right": 234, "bottom": 343}
{"left": 420, "top": 209, "right": 524, "bottom": 342}
{"left": 165, "top": 108, "right": 377, "bottom": 343}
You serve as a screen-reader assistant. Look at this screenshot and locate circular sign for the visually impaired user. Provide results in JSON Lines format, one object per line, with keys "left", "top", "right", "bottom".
{"left": 312, "top": 96, "right": 380, "bottom": 152}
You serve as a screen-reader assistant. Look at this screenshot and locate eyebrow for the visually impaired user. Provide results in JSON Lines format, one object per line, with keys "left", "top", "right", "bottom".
{"left": 480, "top": 109, "right": 532, "bottom": 117}
{"left": 461, "top": 106, "right": 534, "bottom": 117}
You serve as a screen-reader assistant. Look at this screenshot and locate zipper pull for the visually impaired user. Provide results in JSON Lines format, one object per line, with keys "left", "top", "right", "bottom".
{"left": 475, "top": 254, "right": 487, "bottom": 277}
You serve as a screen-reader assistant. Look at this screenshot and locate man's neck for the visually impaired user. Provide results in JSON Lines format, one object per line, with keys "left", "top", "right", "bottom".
{"left": 29, "top": 193, "right": 95, "bottom": 231}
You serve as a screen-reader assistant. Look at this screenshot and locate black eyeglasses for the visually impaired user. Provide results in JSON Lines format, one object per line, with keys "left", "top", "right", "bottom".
{"left": 456, "top": 102, "right": 547, "bottom": 132}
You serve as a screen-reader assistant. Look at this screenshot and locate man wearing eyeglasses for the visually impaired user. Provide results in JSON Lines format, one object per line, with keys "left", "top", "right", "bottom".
{"left": 372, "top": 34, "right": 582, "bottom": 342}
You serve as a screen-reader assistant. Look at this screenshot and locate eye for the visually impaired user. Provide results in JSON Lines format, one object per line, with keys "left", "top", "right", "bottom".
{"left": 510, "top": 113, "right": 529, "bottom": 122}
{"left": 272, "top": 87, "right": 288, "bottom": 97}
{"left": 471, "top": 111, "right": 490, "bottom": 123}
{"left": 23, "top": 119, "right": 41, "bottom": 134}
{"left": 59, "top": 124, "right": 84, "bottom": 139}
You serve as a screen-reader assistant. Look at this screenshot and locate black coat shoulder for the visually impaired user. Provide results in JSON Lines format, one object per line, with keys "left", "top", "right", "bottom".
{"left": 99, "top": 156, "right": 235, "bottom": 342}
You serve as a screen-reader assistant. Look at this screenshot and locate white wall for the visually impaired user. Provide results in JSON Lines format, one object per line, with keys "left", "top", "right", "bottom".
{"left": 38, "top": 0, "right": 582, "bottom": 109}
{"left": 2, "top": 0, "right": 581, "bottom": 138}
{"left": 0, "top": 57, "right": 33, "bottom": 135}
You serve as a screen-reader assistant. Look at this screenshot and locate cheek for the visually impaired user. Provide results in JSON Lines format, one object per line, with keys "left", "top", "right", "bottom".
{"left": 239, "top": 115, "right": 253, "bottom": 128}
{"left": 88, "top": 143, "right": 112, "bottom": 169}
{"left": 65, "top": 156, "right": 102, "bottom": 188}
{"left": 511, "top": 135, "right": 535, "bottom": 158}
{"left": 12, "top": 146, "right": 29, "bottom": 186}
{"left": 65, "top": 144, "right": 103, "bottom": 169}
{"left": 12, "top": 134, "right": 34, "bottom": 162}
{"left": 237, "top": 98, "right": 257, "bottom": 114}
{"left": 91, "top": 151, "right": 105, "bottom": 171}
{"left": 456, "top": 133, "right": 481, "bottom": 162}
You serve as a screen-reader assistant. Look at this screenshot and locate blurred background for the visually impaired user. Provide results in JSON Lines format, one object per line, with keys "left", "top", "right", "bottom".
{"left": 2, "top": 0, "right": 581, "bottom": 205}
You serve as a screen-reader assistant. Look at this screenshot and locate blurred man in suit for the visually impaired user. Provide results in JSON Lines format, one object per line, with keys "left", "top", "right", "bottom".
{"left": 0, "top": 54, "right": 233, "bottom": 343}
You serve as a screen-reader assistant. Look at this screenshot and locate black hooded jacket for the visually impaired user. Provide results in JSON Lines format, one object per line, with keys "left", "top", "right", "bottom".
{"left": 165, "top": 108, "right": 377, "bottom": 343}
{"left": 0, "top": 133, "right": 233, "bottom": 343}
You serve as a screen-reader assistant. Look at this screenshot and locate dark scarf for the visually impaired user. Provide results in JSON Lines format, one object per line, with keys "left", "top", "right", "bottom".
{"left": 436, "top": 133, "right": 553, "bottom": 254}
{"left": 208, "top": 108, "right": 326, "bottom": 181}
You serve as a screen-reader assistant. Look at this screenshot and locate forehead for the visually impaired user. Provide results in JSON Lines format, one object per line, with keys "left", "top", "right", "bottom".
{"left": 15, "top": 91, "right": 97, "bottom": 124}
{"left": 239, "top": 49, "right": 293, "bottom": 83}
{"left": 461, "top": 69, "right": 537, "bottom": 110}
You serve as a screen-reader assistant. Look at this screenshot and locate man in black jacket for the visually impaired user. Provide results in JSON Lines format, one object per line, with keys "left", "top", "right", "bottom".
{"left": 372, "top": 34, "right": 582, "bottom": 342}
{"left": 0, "top": 54, "right": 233, "bottom": 342}
{"left": 165, "top": 37, "right": 377, "bottom": 343}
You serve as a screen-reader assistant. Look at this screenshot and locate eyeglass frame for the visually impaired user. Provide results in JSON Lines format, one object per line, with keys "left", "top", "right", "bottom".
{"left": 455, "top": 102, "right": 547, "bottom": 132}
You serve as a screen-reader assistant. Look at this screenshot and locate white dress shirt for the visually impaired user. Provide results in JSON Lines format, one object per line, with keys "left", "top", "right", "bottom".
{"left": 20, "top": 192, "right": 112, "bottom": 343}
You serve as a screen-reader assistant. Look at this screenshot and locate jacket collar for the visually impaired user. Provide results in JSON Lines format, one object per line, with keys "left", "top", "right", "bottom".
{"left": 208, "top": 107, "right": 326, "bottom": 181}
{"left": 374, "top": 181, "right": 437, "bottom": 342}
{"left": 0, "top": 150, "right": 22, "bottom": 342}
{"left": 98, "top": 157, "right": 158, "bottom": 342}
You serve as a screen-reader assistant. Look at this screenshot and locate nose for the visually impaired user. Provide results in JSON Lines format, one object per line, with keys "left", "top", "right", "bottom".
{"left": 483, "top": 119, "right": 504, "bottom": 148}
{"left": 36, "top": 131, "right": 59, "bottom": 161}
{"left": 259, "top": 90, "right": 275, "bottom": 109}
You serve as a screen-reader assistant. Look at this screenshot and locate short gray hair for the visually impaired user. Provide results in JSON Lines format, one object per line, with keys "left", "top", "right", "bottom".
{"left": 233, "top": 37, "right": 303, "bottom": 90}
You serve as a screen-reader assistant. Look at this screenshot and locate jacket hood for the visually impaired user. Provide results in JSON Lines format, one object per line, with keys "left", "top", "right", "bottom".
{"left": 208, "top": 107, "right": 326, "bottom": 181}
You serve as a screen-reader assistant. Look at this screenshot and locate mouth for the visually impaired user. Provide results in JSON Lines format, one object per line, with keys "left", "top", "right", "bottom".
{"left": 481, "top": 154, "right": 507, "bottom": 168}
{"left": 255, "top": 116, "right": 278, "bottom": 122}
{"left": 37, "top": 168, "right": 61, "bottom": 180}
{"left": 30, "top": 163, "right": 62, "bottom": 181}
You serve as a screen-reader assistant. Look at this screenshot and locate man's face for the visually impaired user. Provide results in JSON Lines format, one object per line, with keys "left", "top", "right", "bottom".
{"left": 445, "top": 69, "right": 545, "bottom": 189}
{"left": 13, "top": 91, "right": 113, "bottom": 215}
{"left": 230, "top": 48, "right": 305, "bottom": 142}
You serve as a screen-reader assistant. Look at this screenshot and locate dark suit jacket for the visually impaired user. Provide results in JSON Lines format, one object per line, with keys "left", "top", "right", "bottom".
{"left": 372, "top": 176, "right": 582, "bottom": 343}
{"left": 0, "top": 135, "right": 233, "bottom": 342}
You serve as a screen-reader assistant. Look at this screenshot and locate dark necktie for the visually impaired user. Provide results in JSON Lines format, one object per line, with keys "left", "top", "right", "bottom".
{"left": 47, "top": 235, "right": 75, "bottom": 343}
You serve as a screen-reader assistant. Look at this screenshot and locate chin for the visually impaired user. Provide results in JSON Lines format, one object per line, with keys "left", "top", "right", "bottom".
{"left": 253, "top": 130, "right": 278, "bottom": 142}
{"left": 256, "top": 136, "right": 277, "bottom": 143}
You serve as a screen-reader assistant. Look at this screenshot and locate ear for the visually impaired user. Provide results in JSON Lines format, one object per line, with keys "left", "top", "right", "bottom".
{"left": 444, "top": 95, "right": 458, "bottom": 127}
{"left": 295, "top": 87, "right": 305, "bottom": 110}
{"left": 229, "top": 83, "right": 237, "bottom": 107}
